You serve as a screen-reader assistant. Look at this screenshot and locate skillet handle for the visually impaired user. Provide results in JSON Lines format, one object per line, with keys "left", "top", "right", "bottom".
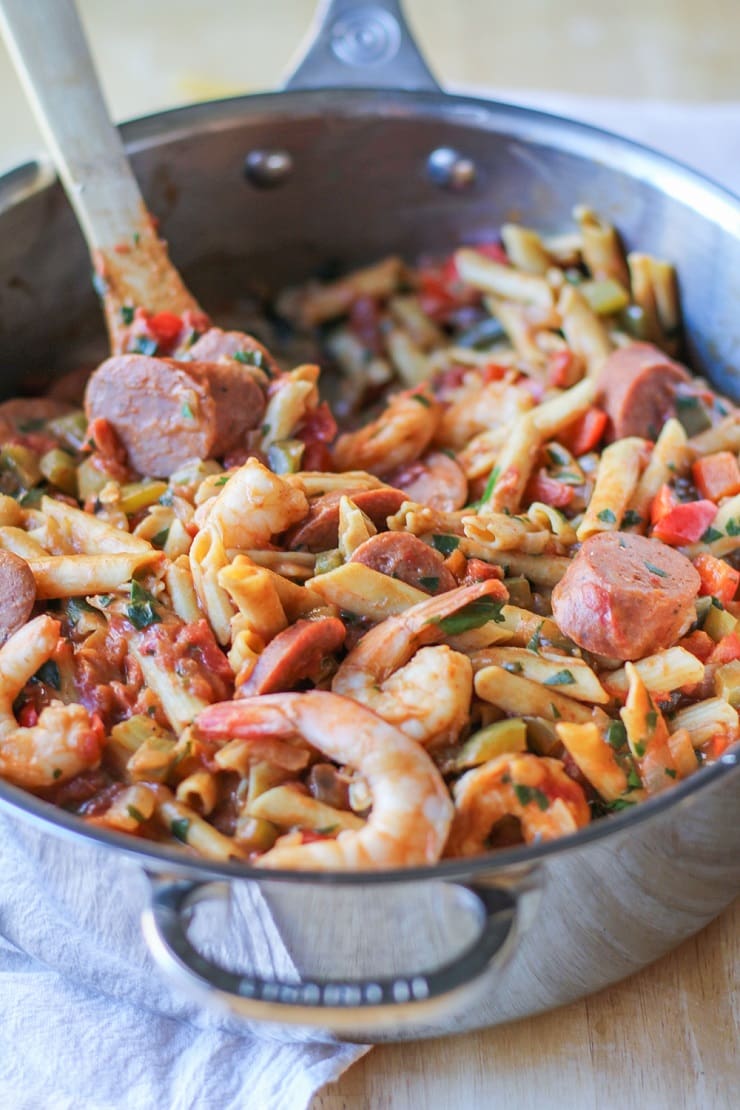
{"left": 141, "top": 871, "right": 540, "bottom": 1032}
{"left": 284, "top": 0, "right": 440, "bottom": 92}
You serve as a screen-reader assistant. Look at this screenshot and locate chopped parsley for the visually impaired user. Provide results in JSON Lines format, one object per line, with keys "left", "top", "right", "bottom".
{"left": 644, "top": 561, "right": 668, "bottom": 578}
{"left": 214, "top": 475, "right": 230, "bottom": 487}
{"left": 429, "top": 597, "right": 505, "bottom": 635}
{"left": 419, "top": 576, "right": 440, "bottom": 591}
{"left": 711, "top": 596, "right": 725, "bottom": 610}
{"left": 410, "top": 392, "right": 431, "bottom": 407}
{"left": 527, "top": 621, "right": 544, "bottom": 653}
{"left": 634, "top": 741, "right": 647, "bottom": 758}
{"left": 513, "top": 784, "right": 550, "bottom": 811}
{"left": 171, "top": 817, "right": 190, "bottom": 843}
{"left": 622, "top": 510, "right": 643, "bottom": 527}
{"left": 127, "top": 804, "right": 146, "bottom": 823}
{"left": 550, "top": 703, "right": 561, "bottom": 719}
{"left": 233, "top": 348, "right": 265, "bottom": 368}
{"left": 181, "top": 402, "right": 194, "bottom": 420}
{"left": 52, "top": 768, "right": 62, "bottom": 781}
{"left": 159, "top": 490, "right": 174, "bottom": 507}
{"left": 645, "top": 709, "right": 658, "bottom": 731}
{"left": 606, "top": 720, "right": 627, "bottom": 749}
{"left": 606, "top": 797, "right": 637, "bottom": 812}
{"left": 151, "top": 528, "right": 170, "bottom": 548}
{"left": 131, "top": 335, "right": 158, "bottom": 356}
{"left": 543, "top": 669, "right": 575, "bottom": 686}
{"left": 261, "top": 423, "right": 271, "bottom": 436}
{"left": 664, "top": 768, "right": 677, "bottom": 779}
{"left": 120, "top": 305, "right": 135, "bottom": 325}
{"left": 597, "top": 508, "right": 616, "bottom": 524}
{"left": 626, "top": 766, "right": 642, "bottom": 790}
{"left": 126, "top": 580, "right": 161, "bottom": 630}
{"left": 701, "top": 526, "right": 723, "bottom": 544}
{"left": 316, "top": 824, "right": 339, "bottom": 835}
{"left": 431, "top": 534, "right": 460, "bottom": 557}
{"left": 727, "top": 518, "right": 740, "bottom": 536}
{"left": 477, "top": 466, "right": 501, "bottom": 507}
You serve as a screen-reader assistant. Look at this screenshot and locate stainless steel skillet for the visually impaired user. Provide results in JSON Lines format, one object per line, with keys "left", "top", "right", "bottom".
{"left": 0, "top": 0, "right": 737, "bottom": 1042}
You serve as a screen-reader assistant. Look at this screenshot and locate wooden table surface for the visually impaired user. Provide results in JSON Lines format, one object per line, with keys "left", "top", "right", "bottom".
{"left": 0, "top": 3, "right": 737, "bottom": 1106}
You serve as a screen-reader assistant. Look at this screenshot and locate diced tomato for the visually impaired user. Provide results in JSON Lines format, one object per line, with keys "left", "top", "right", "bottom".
{"left": 651, "top": 499, "right": 718, "bottom": 545}
{"left": 297, "top": 402, "right": 338, "bottom": 445}
{"left": 17, "top": 703, "right": 38, "bottom": 728}
{"left": 546, "top": 350, "right": 575, "bottom": 388}
{"left": 460, "top": 558, "right": 505, "bottom": 586}
{"left": 693, "top": 551, "right": 740, "bottom": 605}
{"left": 708, "top": 632, "right": 740, "bottom": 665}
{"left": 479, "top": 363, "right": 509, "bottom": 384}
{"left": 691, "top": 452, "right": 740, "bottom": 501}
{"left": 561, "top": 407, "right": 608, "bottom": 456}
{"left": 301, "top": 442, "right": 333, "bottom": 471}
{"left": 524, "top": 468, "right": 574, "bottom": 508}
{"left": 678, "top": 630, "right": 715, "bottom": 662}
{"left": 650, "top": 483, "right": 678, "bottom": 526}
{"left": 418, "top": 269, "right": 461, "bottom": 319}
{"left": 705, "top": 732, "right": 735, "bottom": 760}
{"left": 146, "top": 311, "right": 183, "bottom": 348}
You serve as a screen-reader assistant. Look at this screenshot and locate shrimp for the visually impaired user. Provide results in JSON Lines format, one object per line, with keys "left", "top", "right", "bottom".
{"left": 332, "top": 387, "right": 441, "bottom": 477}
{"left": 195, "top": 690, "right": 453, "bottom": 870}
{"left": 332, "top": 579, "right": 507, "bottom": 747}
{"left": 0, "top": 615, "right": 103, "bottom": 789}
{"left": 446, "top": 752, "right": 590, "bottom": 857}
{"left": 194, "top": 457, "right": 308, "bottom": 549}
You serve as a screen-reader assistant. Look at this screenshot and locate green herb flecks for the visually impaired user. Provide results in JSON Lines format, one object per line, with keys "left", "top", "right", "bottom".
{"left": 513, "top": 783, "right": 550, "bottom": 811}
{"left": 171, "top": 817, "right": 190, "bottom": 843}
{"left": 127, "top": 804, "right": 146, "bottom": 823}
{"left": 429, "top": 598, "right": 505, "bottom": 636}
{"left": 527, "top": 621, "right": 544, "bottom": 654}
{"left": 410, "top": 392, "right": 431, "bottom": 407}
{"left": 645, "top": 709, "right": 658, "bottom": 731}
{"left": 120, "top": 305, "right": 135, "bottom": 325}
{"left": 606, "top": 720, "right": 627, "bottom": 749}
{"left": 644, "top": 561, "right": 668, "bottom": 578}
{"left": 622, "top": 510, "right": 643, "bottom": 527}
{"left": 181, "top": 402, "right": 194, "bottom": 420}
{"left": 419, "top": 576, "right": 440, "bottom": 592}
{"left": 126, "top": 580, "right": 161, "bottom": 630}
{"left": 726, "top": 518, "right": 740, "bottom": 537}
{"left": 597, "top": 508, "right": 616, "bottom": 524}
{"left": 701, "top": 526, "right": 723, "bottom": 544}
{"left": 131, "top": 335, "right": 158, "bottom": 357}
{"left": 151, "top": 528, "right": 170, "bottom": 548}
{"left": 665, "top": 768, "right": 677, "bottom": 779}
{"left": 233, "top": 348, "right": 265, "bottom": 369}
{"left": 431, "top": 534, "right": 460, "bottom": 557}
{"left": 543, "top": 669, "right": 575, "bottom": 687}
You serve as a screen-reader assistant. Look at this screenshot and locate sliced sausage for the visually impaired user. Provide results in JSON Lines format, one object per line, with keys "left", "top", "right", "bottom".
{"left": 385, "top": 451, "right": 468, "bottom": 511}
{"left": 285, "top": 487, "right": 406, "bottom": 552}
{"left": 188, "top": 327, "right": 280, "bottom": 381}
{"left": 595, "top": 342, "right": 691, "bottom": 440}
{"left": 551, "top": 531, "right": 700, "bottom": 660}
{"left": 0, "top": 550, "right": 36, "bottom": 643}
{"left": 350, "top": 532, "right": 457, "bottom": 594}
{"left": 84, "top": 354, "right": 268, "bottom": 477}
{"left": 238, "top": 618, "right": 346, "bottom": 695}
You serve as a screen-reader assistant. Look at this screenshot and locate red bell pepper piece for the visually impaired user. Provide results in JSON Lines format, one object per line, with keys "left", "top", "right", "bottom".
{"left": 561, "top": 408, "right": 608, "bottom": 456}
{"left": 693, "top": 551, "right": 740, "bottom": 605}
{"left": 651, "top": 499, "right": 718, "bottom": 545}
{"left": 691, "top": 452, "right": 740, "bottom": 501}
{"left": 524, "top": 468, "right": 574, "bottom": 508}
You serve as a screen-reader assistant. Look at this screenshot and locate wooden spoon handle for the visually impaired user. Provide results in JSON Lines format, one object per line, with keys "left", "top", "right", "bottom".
{"left": 0, "top": 0, "right": 204, "bottom": 348}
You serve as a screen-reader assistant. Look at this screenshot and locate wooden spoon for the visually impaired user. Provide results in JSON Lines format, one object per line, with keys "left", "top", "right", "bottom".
{"left": 0, "top": 0, "right": 208, "bottom": 353}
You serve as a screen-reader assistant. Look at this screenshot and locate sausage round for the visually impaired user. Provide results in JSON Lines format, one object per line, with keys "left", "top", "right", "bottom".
{"left": 350, "top": 532, "right": 457, "bottom": 594}
{"left": 595, "top": 342, "right": 691, "bottom": 440}
{"left": 551, "top": 531, "right": 700, "bottom": 660}
{"left": 385, "top": 451, "right": 468, "bottom": 511}
{"left": 84, "top": 354, "right": 267, "bottom": 477}
{"left": 0, "top": 550, "right": 36, "bottom": 643}
{"left": 285, "top": 487, "right": 406, "bottom": 552}
{"left": 238, "top": 618, "right": 346, "bottom": 695}
{"left": 188, "top": 327, "right": 280, "bottom": 381}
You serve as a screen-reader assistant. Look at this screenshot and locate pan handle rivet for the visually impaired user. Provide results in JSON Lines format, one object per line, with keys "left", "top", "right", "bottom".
{"left": 427, "top": 147, "right": 476, "bottom": 191}
{"left": 244, "top": 149, "right": 294, "bottom": 188}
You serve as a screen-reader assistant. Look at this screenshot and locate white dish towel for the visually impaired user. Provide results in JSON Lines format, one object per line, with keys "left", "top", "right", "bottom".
{"left": 0, "top": 95, "right": 738, "bottom": 1110}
